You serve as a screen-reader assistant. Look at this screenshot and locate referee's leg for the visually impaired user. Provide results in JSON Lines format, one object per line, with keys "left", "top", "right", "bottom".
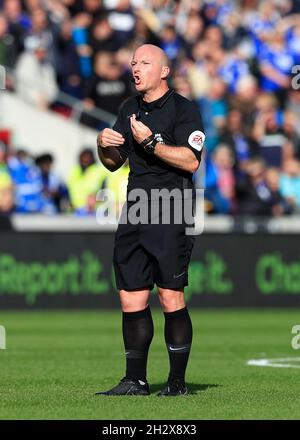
{"left": 96, "top": 288, "right": 154, "bottom": 396}
{"left": 158, "top": 288, "right": 193, "bottom": 396}
{"left": 119, "top": 289, "right": 154, "bottom": 382}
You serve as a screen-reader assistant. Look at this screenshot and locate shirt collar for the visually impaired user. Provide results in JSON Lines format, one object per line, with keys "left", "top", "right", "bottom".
{"left": 138, "top": 88, "right": 175, "bottom": 111}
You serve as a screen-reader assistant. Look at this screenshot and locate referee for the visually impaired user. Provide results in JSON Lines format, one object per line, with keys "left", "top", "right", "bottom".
{"left": 96, "top": 44, "right": 205, "bottom": 396}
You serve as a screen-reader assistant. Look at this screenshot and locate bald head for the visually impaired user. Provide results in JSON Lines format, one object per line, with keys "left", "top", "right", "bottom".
{"left": 133, "top": 44, "right": 169, "bottom": 68}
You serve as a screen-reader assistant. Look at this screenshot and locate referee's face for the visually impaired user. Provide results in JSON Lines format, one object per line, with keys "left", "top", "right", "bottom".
{"left": 131, "top": 46, "right": 168, "bottom": 94}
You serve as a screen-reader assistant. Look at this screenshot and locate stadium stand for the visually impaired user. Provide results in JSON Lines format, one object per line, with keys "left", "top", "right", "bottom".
{"left": 0, "top": 0, "right": 300, "bottom": 217}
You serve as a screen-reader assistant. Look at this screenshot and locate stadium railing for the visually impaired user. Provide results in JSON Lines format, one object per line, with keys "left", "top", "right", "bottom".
{"left": 6, "top": 214, "right": 300, "bottom": 233}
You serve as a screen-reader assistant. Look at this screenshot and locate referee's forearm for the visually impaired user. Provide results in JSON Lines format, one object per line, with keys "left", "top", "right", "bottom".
{"left": 154, "top": 143, "right": 199, "bottom": 173}
{"left": 97, "top": 145, "right": 125, "bottom": 172}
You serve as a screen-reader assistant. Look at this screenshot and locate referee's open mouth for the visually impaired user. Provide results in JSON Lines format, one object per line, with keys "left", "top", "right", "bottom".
{"left": 134, "top": 75, "right": 141, "bottom": 85}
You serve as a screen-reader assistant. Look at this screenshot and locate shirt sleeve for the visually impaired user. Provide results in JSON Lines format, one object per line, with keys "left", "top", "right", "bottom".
{"left": 173, "top": 100, "right": 205, "bottom": 163}
{"left": 112, "top": 105, "right": 131, "bottom": 160}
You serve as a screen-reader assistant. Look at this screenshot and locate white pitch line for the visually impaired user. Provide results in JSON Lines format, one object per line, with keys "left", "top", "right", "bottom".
{"left": 247, "top": 357, "right": 300, "bottom": 369}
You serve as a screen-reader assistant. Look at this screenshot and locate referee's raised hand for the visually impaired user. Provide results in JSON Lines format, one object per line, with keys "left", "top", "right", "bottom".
{"left": 97, "top": 128, "right": 125, "bottom": 148}
{"left": 130, "top": 114, "right": 152, "bottom": 145}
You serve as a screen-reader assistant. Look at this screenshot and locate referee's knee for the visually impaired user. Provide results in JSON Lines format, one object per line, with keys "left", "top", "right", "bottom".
{"left": 158, "top": 288, "right": 186, "bottom": 313}
{"left": 119, "top": 289, "right": 150, "bottom": 312}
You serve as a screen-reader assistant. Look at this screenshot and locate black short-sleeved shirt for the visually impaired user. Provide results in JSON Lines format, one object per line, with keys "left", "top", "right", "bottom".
{"left": 113, "top": 88, "right": 205, "bottom": 197}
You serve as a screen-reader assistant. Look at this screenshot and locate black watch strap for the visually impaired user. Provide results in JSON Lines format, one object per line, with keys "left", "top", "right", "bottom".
{"left": 150, "top": 138, "right": 159, "bottom": 148}
{"left": 144, "top": 137, "right": 158, "bottom": 154}
{"left": 140, "top": 134, "right": 154, "bottom": 148}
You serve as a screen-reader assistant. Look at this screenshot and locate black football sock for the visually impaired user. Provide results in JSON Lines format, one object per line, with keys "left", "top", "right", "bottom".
{"left": 122, "top": 306, "right": 154, "bottom": 382}
{"left": 164, "top": 307, "right": 193, "bottom": 383}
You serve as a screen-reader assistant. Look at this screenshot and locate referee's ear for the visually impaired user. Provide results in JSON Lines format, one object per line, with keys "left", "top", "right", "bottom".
{"left": 161, "top": 65, "right": 170, "bottom": 80}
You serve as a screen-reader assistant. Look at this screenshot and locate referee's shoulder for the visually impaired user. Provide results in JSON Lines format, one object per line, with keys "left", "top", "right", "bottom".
{"left": 172, "top": 91, "right": 200, "bottom": 115}
{"left": 118, "top": 95, "right": 139, "bottom": 115}
{"left": 173, "top": 92, "right": 197, "bottom": 108}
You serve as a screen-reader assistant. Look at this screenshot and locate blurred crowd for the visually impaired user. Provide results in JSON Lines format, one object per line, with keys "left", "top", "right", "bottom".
{"left": 1, "top": 0, "right": 300, "bottom": 216}
{"left": 0, "top": 142, "right": 129, "bottom": 215}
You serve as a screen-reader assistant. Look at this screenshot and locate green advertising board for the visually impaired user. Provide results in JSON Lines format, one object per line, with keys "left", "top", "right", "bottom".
{"left": 0, "top": 232, "right": 299, "bottom": 308}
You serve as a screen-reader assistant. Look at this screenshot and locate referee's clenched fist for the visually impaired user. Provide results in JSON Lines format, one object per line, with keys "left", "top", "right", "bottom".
{"left": 97, "top": 128, "right": 125, "bottom": 148}
{"left": 95, "top": 44, "right": 205, "bottom": 397}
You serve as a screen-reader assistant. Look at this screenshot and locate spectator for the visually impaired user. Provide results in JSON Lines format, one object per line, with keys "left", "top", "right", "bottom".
{"left": 143, "top": 0, "right": 174, "bottom": 30}
{"left": 82, "top": 51, "right": 132, "bottom": 128}
{"left": 57, "top": 0, "right": 82, "bottom": 18}
{"left": 258, "top": 29, "right": 294, "bottom": 105}
{"left": 244, "top": 1, "right": 280, "bottom": 47}
{"left": 203, "top": 24, "right": 224, "bottom": 49}
{"left": 0, "top": 12, "right": 19, "bottom": 68}
{"left": 222, "top": 10, "right": 248, "bottom": 51}
{"left": 282, "top": 110, "right": 300, "bottom": 161}
{"left": 160, "top": 24, "right": 182, "bottom": 65}
{"left": 172, "top": 73, "right": 195, "bottom": 101}
{"left": 131, "top": 12, "right": 162, "bottom": 50}
{"left": 71, "top": 9, "right": 93, "bottom": 78}
{"left": 35, "top": 153, "right": 69, "bottom": 213}
{"left": 88, "top": 12, "right": 120, "bottom": 56}
{"left": 4, "top": 0, "right": 31, "bottom": 31}
{"left": 279, "top": 158, "right": 300, "bottom": 211}
{"left": 23, "top": 7, "right": 57, "bottom": 66}
{"left": 287, "top": 21, "right": 300, "bottom": 65}
{"left": 205, "top": 144, "right": 235, "bottom": 214}
{"left": 265, "top": 167, "right": 293, "bottom": 216}
{"left": 115, "top": 44, "right": 135, "bottom": 76}
{"left": 201, "top": 1, "right": 220, "bottom": 27}
{"left": 228, "top": 75, "right": 258, "bottom": 136}
{"left": 15, "top": 40, "right": 58, "bottom": 109}
{"left": 220, "top": 108, "right": 259, "bottom": 169}
{"left": 236, "top": 158, "right": 278, "bottom": 216}
{"left": 252, "top": 105, "right": 288, "bottom": 168}
{"left": 67, "top": 147, "right": 107, "bottom": 215}
{"left": 198, "top": 77, "right": 228, "bottom": 152}
{"left": 286, "top": 88, "right": 300, "bottom": 138}
{"left": 3, "top": 0, "right": 28, "bottom": 63}
{"left": 215, "top": 47, "right": 250, "bottom": 95}
{"left": 0, "top": 142, "right": 13, "bottom": 214}
{"left": 24, "top": 0, "right": 43, "bottom": 14}
{"left": 104, "top": 0, "right": 136, "bottom": 45}
{"left": 278, "top": 13, "right": 300, "bottom": 65}
{"left": 55, "top": 18, "right": 82, "bottom": 100}
{"left": 82, "top": 0, "right": 103, "bottom": 16}
{"left": 184, "top": 44, "right": 212, "bottom": 98}
{"left": 180, "top": 12, "right": 204, "bottom": 59}
{"left": 7, "top": 149, "right": 45, "bottom": 213}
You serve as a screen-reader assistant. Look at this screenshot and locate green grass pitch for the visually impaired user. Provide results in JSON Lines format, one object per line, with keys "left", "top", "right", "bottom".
{"left": 0, "top": 309, "right": 300, "bottom": 420}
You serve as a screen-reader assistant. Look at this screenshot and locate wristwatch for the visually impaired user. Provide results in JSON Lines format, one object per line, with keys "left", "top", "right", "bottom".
{"left": 144, "top": 138, "right": 158, "bottom": 154}
{"left": 140, "top": 134, "right": 154, "bottom": 147}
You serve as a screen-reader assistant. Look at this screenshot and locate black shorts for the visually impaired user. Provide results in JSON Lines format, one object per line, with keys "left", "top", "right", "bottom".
{"left": 113, "top": 200, "right": 195, "bottom": 291}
